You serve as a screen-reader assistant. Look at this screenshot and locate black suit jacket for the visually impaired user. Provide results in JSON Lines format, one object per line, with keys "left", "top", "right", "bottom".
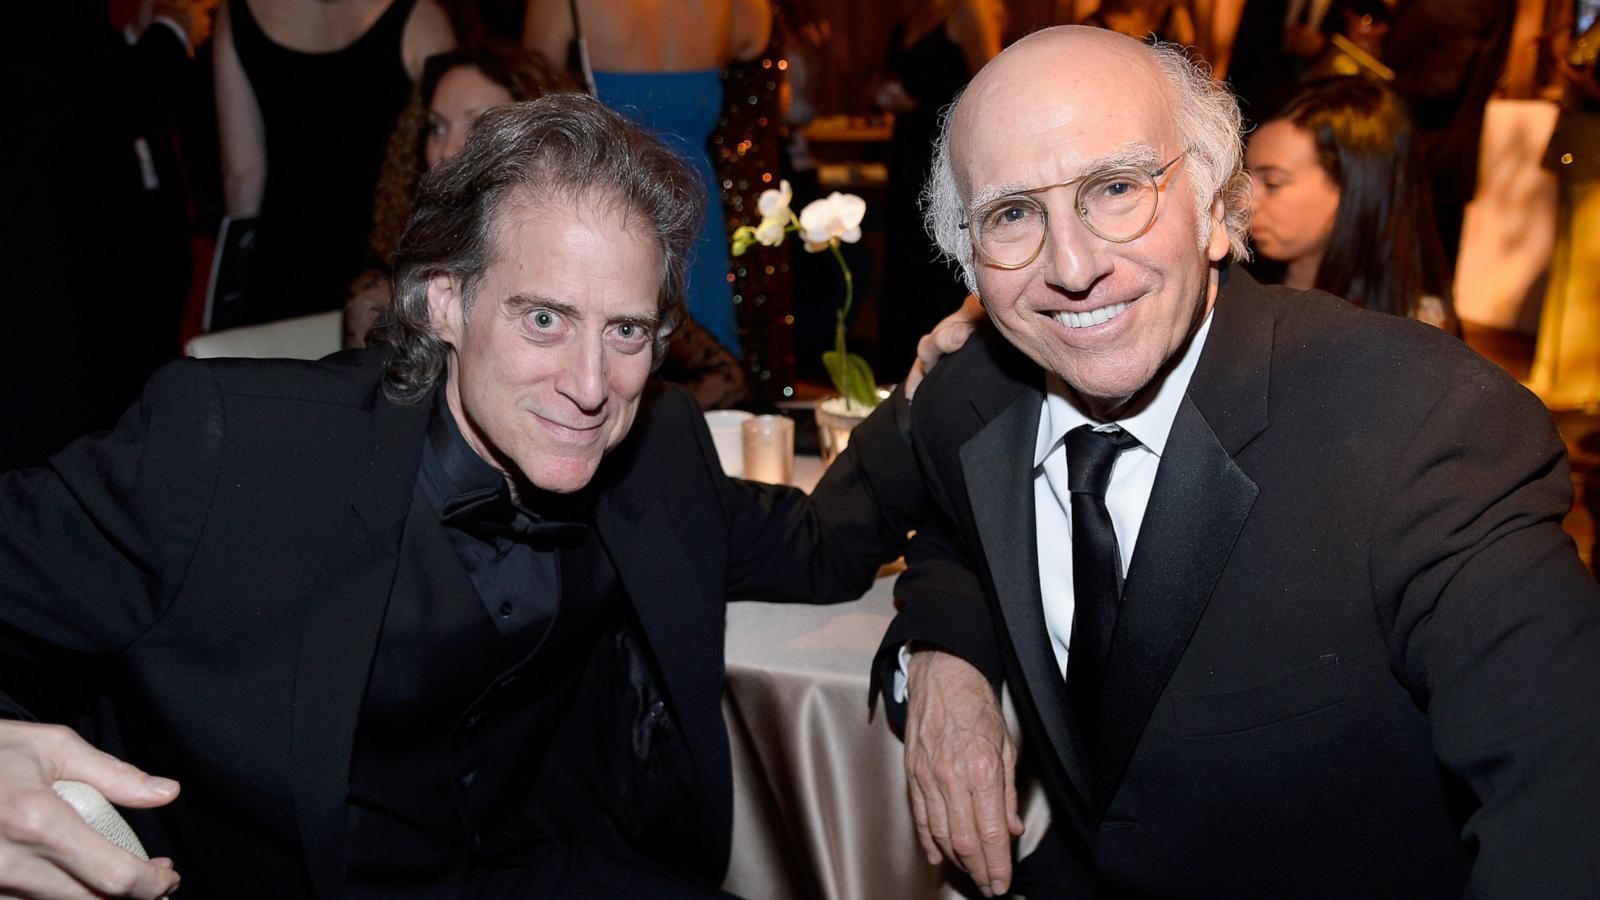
{"left": 0, "top": 349, "right": 921, "bottom": 896}
{"left": 875, "top": 270, "right": 1600, "bottom": 897}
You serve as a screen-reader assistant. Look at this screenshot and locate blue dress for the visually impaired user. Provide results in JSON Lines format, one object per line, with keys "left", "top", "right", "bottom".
{"left": 594, "top": 69, "right": 740, "bottom": 355}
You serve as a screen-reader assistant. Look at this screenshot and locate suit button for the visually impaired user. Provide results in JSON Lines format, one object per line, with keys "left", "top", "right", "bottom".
{"left": 460, "top": 769, "right": 478, "bottom": 788}
{"left": 648, "top": 700, "right": 666, "bottom": 719}
{"left": 464, "top": 711, "right": 483, "bottom": 729}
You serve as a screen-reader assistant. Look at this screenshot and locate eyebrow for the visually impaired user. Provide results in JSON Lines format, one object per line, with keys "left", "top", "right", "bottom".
{"left": 968, "top": 142, "right": 1165, "bottom": 209}
{"left": 502, "top": 293, "right": 661, "bottom": 332}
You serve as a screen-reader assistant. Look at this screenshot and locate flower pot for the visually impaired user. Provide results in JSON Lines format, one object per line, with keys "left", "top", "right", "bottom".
{"left": 814, "top": 391, "right": 887, "bottom": 466}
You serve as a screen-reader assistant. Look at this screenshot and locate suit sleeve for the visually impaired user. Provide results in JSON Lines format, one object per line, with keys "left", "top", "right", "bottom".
{"left": 866, "top": 390, "right": 1008, "bottom": 729}
{"left": 1370, "top": 363, "right": 1600, "bottom": 894}
{"left": 685, "top": 385, "right": 925, "bottom": 605}
{"left": 0, "top": 360, "right": 224, "bottom": 719}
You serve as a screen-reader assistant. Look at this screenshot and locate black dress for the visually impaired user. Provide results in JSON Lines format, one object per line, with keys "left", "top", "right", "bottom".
{"left": 228, "top": 0, "right": 417, "bottom": 326}
{"left": 879, "top": 19, "right": 974, "bottom": 376}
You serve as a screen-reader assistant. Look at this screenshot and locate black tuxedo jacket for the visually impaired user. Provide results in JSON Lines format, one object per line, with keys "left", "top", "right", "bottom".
{"left": 875, "top": 270, "right": 1600, "bottom": 897}
{"left": 0, "top": 350, "right": 921, "bottom": 896}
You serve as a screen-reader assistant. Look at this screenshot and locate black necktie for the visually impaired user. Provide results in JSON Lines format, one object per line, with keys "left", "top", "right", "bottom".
{"left": 1065, "top": 424, "right": 1141, "bottom": 744}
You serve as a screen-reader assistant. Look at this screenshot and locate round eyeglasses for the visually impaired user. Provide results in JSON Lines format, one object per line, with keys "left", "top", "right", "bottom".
{"left": 960, "top": 153, "right": 1186, "bottom": 269}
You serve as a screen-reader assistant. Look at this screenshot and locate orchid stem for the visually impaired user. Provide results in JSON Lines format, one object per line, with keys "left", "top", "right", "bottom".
{"left": 830, "top": 240, "right": 853, "bottom": 357}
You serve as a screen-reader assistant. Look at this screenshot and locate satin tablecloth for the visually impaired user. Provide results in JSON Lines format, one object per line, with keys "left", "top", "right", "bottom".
{"left": 720, "top": 459, "right": 1050, "bottom": 899}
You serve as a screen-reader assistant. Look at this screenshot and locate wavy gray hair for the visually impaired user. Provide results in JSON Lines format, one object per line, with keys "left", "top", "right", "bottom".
{"left": 372, "top": 92, "right": 702, "bottom": 403}
{"left": 923, "top": 40, "right": 1251, "bottom": 293}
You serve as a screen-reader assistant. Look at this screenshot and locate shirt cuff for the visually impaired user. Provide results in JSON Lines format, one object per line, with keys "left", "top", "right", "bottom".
{"left": 149, "top": 15, "right": 196, "bottom": 58}
{"left": 893, "top": 642, "right": 914, "bottom": 704}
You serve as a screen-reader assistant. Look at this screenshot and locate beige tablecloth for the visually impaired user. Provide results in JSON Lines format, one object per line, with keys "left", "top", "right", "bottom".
{"left": 721, "top": 572, "right": 1050, "bottom": 899}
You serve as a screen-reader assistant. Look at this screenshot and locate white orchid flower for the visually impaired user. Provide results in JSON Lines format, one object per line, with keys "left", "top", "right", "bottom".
{"left": 798, "top": 192, "right": 866, "bottom": 252}
{"left": 757, "top": 180, "right": 793, "bottom": 219}
{"left": 753, "top": 216, "right": 784, "bottom": 246}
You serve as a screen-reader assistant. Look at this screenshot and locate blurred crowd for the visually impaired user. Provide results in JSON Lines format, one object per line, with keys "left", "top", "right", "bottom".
{"left": 5, "top": 0, "right": 1590, "bottom": 470}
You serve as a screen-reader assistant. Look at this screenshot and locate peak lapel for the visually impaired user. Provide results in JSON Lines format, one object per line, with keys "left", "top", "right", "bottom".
{"left": 291, "top": 391, "right": 430, "bottom": 900}
{"left": 1090, "top": 269, "right": 1274, "bottom": 818}
{"left": 960, "top": 387, "right": 1093, "bottom": 802}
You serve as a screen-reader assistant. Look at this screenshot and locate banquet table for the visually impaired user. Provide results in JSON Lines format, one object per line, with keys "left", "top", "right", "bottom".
{"left": 719, "top": 456, "right": 1050, "bottom": 900}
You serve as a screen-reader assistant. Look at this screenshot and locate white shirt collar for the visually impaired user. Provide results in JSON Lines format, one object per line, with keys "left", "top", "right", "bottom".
{"left": 1033, "top": 311, "right": 1215, "bottom": 467}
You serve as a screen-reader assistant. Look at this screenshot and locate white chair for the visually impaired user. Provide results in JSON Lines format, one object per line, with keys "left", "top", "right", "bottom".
{"left": 184, "top": 310, "right": 343, "bottom": 360}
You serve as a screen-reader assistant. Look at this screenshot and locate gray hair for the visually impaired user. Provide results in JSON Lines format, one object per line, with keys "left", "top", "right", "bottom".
{"left": 372, "top": 92, "right": 702, "bottom": 403}
{"left": 923, "top": 40, "right": 1251, "bottom": 293}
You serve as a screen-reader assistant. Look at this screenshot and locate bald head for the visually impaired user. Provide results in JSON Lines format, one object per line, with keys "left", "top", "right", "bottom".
{"left": 923, "top": 27, "right": 1250, "bottom": 292}
{"left": 952, "top": 28, "right": 1171, "bottom": 196}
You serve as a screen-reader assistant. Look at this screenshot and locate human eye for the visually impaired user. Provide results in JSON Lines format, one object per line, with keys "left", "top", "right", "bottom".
{"left": 1088, "top": 172, "right": 1143, "bottom": 200}
{"left": 608, "top": 320, "right": 653, "bottom": 354}
{"left": 979, "top": 199, "right": 1040, "bottom": 237}
{"left": 426, "top": 115, "right": 447, "bottom": 139}
{"left": 522, "top": 307, "right": 568, "bottom": 341}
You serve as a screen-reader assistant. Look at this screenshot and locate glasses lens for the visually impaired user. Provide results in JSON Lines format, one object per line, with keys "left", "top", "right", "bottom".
{"left": 1078, "top": 168, "right": 1158, "bottom": 242}
{"left": 975, "top": 197, "right": 1046, "bottom": 267}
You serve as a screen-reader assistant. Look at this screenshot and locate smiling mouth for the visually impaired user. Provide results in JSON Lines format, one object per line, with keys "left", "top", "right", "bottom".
{"left": 1053, "top": 301, "right": 1132, "bottom": 329}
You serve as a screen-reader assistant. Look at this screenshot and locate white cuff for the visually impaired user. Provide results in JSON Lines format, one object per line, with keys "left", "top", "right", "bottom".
{"left": 892, "top": 642, "right": 914, "bottom": 704}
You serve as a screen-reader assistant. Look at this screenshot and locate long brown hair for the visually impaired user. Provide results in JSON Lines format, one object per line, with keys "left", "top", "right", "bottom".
{"left": 366, "top": 44, "right": 572, "bottom": 269}
{"left": 1272, "top": 77, "right": 1456, "bottom": 330}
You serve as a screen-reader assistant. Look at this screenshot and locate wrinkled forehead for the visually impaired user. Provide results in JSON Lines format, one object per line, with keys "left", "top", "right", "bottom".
{"left": 951, "top": 33, "right": 1176, "bottom": 202}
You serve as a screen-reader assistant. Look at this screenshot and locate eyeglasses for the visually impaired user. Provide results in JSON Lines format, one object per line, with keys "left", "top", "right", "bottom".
{"left": 960, "top": 153, "right": 1186, "bottom": 269}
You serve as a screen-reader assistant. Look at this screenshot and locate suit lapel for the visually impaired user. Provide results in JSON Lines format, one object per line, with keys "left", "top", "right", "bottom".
{"left": 1091, "top": 268, "right": 1274, "bottom": 818}
{"left": 290, "top": 389, "right": 429, "bottom": 900}
{"left": 960, "top": 385, "right": 1094, "bottom": 802}
{"left": 592, "top": 485, "right": 732, "bottom": 879}
{"left": 593, "top": 491, "right": 723, "bottom": 754}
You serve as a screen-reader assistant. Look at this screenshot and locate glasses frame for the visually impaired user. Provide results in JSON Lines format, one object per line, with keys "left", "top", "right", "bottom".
{"left": 960, "top": 152, "right": 1187, "bottom": 270}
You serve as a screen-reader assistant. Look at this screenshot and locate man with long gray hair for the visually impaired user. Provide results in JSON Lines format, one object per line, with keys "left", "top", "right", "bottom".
{"left": 0, "top": 93, "right": 922, "bottom": 897}
{"left": 872, "top": 25, "right": 1600, "bottom": 898}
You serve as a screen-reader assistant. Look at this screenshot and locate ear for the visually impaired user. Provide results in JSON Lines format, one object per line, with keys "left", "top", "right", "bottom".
{"left": 1205, "top": 194, "right": 1230, "bottom": 263}
{"left": 427, "top": 273, "right": 464, "bottom": 346}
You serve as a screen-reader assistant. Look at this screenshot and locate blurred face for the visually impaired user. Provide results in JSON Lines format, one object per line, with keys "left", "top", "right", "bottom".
{"left": 426, "top": 65, "right": 516, "bottom": 169}
{"left": 1246, "top": 119, "right": 1341, "bottom": 267}
{"left": 954, "top": 31, "right": 1230, "bottom": 416}
{"left": 429, "top": 192, "right": 662, "bottom": 494}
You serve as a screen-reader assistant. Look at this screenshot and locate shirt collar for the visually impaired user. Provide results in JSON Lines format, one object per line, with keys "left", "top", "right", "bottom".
{"left": 1033, "top": 310, "right": 1215, "bottom": 467}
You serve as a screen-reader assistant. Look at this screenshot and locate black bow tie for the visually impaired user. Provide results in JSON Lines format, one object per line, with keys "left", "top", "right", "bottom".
{"left": 440, "top": 486, "right": 588, "bottom": 547}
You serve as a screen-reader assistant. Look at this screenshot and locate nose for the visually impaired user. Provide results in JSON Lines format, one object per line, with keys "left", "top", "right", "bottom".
{"left": 1039, "top": 200, "right": 1113, "bottom": 294}
{"left": 555, "top": 335, "right": 608, "bottom": 413}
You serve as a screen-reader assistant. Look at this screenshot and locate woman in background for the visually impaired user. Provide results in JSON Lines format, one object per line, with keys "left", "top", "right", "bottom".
{"left": 349, "top": 44, "right": 749, "bottom": 408}
{"left": 876, "top": 0, "right": 1004, "bottom": 375}
{"left": 522, "top": 0, "right": 773, "bottom": 357}
{"left": 1245, "top": 75, "right": 1458, "bottom": 331}
{"left": 214, "top": 0, "right": 455, "bottom": 327}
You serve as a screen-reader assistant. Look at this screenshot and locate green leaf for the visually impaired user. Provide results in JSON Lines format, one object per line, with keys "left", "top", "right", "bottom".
{"left": 823, "top": 350, "right": 880, "bottom": 408}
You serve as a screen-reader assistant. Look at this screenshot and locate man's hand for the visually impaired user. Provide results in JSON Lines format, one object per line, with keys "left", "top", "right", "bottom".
{"left": 904, "top": 294, "right": 985, "bottom": 400}
{"left": 904, "top": 648, "right": 1023, "bottom": 897}
{"left": 0, "top": 720, "right": 181, "bottom": 899}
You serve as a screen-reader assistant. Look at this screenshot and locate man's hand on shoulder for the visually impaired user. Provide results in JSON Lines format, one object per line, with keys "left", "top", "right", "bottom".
{"left": 0, "top": 720, "right": 180, "bottom": 899}
{"left": 904, "top": 647, "right": 1022, "bottom": 898}
{"left": 904, "top": 294, "right": 986, "bottom": 401}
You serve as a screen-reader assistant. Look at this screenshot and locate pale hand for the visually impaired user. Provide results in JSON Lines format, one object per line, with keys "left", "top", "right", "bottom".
{"left": 904, "top": 648, "right": 1023, "bottom": 898}
{"left": 0, "top": 720, "right": 180, "bottom": 899}
{"left": 904, "top": 294, "right": 985, "bottom": 400}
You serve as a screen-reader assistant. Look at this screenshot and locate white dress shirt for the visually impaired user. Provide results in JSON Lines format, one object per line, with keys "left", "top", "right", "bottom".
{"left": 895, "top": 312, "right": 1214, "bottom": 700}
{"left": 1033, "top": 313, "right": 1213, "bottom": 678}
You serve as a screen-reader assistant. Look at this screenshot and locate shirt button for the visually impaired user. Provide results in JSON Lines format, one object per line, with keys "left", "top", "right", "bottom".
{"left": 648, "top": 700, "right": 666, "bottom": 719}
{"left": 498, "top": 601, "right": 513, "bottom": 618}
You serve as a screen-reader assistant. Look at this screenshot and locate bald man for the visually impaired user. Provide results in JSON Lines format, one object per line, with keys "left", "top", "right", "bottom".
{"left": 872, "top": 26, "right": 1600, "bottom": 898}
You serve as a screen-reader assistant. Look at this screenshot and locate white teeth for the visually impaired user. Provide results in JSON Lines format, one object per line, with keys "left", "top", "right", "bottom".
{"left": 1055, "top": 301, "right": 1130, "bottom": 329}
